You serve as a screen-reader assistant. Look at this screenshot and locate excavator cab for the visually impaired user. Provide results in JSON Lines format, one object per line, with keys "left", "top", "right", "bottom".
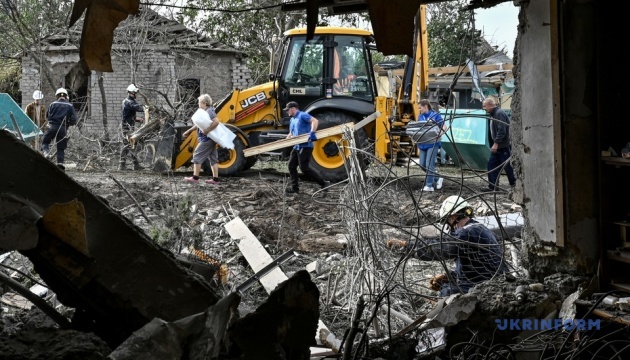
{"left": 276, "top": 28, "right": 377, "bottom": 112}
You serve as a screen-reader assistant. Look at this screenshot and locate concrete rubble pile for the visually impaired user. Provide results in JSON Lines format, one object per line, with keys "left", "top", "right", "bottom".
{"left": 1, "top": 129, "right": 604, "bottom": 359}
{"left": 0, "top": 131, "right": 322, "bottom": 359}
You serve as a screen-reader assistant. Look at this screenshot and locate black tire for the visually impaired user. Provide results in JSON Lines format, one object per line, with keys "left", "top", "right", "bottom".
{"left": 242, "top": 152, "right": 258, "bottom": 171}
{"left": 217, "top": 135, "right": 247, "bottom": 177}
{"left": 310, "top": 111, "right": 370, "bottom": 183}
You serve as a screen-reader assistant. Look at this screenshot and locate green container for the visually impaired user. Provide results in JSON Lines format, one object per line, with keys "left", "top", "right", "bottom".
{"left": 440, "top": 109, "right": 491, "bottom": 171}
{"left": 0, "top": 93, "right": 41, "bottom": 142}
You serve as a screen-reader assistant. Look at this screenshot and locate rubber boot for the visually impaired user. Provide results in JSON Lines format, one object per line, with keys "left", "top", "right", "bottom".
{"left": 118, "top": 162, "right": 127, "bottom": 171}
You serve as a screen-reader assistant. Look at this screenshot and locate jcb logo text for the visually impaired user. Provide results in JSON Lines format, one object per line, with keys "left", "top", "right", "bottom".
{"left": 240, "top": 92, "right": 266, "bottom": 109}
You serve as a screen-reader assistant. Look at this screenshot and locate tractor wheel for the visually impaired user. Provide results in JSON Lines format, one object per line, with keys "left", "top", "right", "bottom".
{"left": 310, "top": 111, "right": 370, "bottom": 183}
{"left": 217, "top": 135, "right": 248, "bottom": 177}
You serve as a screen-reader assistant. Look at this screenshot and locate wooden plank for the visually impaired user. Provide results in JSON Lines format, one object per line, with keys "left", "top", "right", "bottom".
{"left": 224, "top": 217, "right": 288, "bottom": 293}
{"left": 243, "top": 124, "right": 348, "bottom": 158}
{"left": 243, "top": 111, "right": 380, "bottom": 157}
{"left": 591, "top": 308, "right": 630, "bottom": 326}
{"left": 603, "top": 156, "right": 630, "bottom": 167}
{"left": 224, "top": 217, "right": 340, "bottom": 352}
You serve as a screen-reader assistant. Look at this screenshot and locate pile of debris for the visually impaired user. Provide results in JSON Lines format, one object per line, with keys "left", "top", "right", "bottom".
{"left": 1, "top": 130, "right": 602, "bottom": 359}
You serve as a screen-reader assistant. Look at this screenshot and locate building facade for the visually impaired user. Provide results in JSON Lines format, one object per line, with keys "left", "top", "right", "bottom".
{"left": 20, "top": 11, "right": 252, "bottom": 135}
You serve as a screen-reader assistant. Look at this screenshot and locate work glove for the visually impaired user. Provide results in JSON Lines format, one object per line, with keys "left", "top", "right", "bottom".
{"left": 428, "top": 273, "right": 449, "bottom": 291}
{"left": 386, "top": 239, "right": 408, "bottom": 250}
{"left": 308, "top": 131, "right": 317, "bottom": 141}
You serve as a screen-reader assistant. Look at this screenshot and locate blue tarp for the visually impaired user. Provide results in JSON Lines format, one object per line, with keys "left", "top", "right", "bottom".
{"left": 0, "top": 93, "right": 41, "bottom": 142}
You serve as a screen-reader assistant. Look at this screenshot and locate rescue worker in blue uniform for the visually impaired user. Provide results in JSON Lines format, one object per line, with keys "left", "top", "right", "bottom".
{"left": 42, "top": 87, "right": 78, "bottom": 171}
{"left": 119, "top": 84, "right": 147, "bottom": 170}
{"left": 283, "top": 101, "right": 330, "bottom": 194}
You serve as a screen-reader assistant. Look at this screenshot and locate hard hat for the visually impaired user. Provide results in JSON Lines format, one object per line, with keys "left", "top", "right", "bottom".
{"left": 33, "top": 90, "right": 44, "bottom": 100}
{"left": 127, "top": 84, "right": 140, "bottom": 93}
{"left": 55, "top": 88, "right": 68, "bottom": 97}
{"left": 439, "top": 195, "right": 472, "bottom": 219}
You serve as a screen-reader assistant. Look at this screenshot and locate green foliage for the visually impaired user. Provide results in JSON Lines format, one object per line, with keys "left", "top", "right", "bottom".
{"left": 179, "top": 0, "right": 368, "bottom": 85}
{"left": 149, "top": 194, "right": 203, "bottom": 252}
{"left": 179, "top": 0, "right": 287, "bottom": 84}
{"left": 0, "top": 60, "right": 21, "bottom": 100}
{"left": 0, "top": 0, "right": 75, "bottom": 90}
{"left": 426, "top": 0, "right": 490, "bottom": 67}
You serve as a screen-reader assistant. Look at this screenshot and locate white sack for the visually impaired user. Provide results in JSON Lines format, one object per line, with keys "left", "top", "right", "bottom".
{"left": 191, "top": 108, "right": 211, "bottom": 130}
{"left": 208, "top": 123, "right": 236, "bottom": 149}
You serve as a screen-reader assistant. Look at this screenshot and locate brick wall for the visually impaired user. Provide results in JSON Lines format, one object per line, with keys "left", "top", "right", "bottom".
{"left": 20, "top": 51, "right": 81, "bottom": 111}
{"left": 21, "top": 48, "right": 253, "bottom": 137}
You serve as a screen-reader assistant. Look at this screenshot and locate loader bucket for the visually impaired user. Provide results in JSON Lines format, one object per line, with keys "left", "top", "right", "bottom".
{"left": 0, "top": 93, "right": 42, "bottom": 142}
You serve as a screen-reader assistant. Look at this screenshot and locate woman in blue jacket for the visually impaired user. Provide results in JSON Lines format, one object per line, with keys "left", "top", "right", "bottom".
{"left": 417, "top": 99, "right": 446, "bottom": 191}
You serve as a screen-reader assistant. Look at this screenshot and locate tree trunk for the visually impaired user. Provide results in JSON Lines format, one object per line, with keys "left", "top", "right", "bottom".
{"left": 97, "top": 71, "right": 110, "bottom": 141}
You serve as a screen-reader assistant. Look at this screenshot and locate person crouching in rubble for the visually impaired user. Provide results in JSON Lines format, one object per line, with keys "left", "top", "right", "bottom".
{"left": 387, "top": 195, "right": 508, "bottom": 296}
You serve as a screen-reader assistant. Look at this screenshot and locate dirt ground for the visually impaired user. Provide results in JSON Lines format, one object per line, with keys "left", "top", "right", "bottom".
{"left": 65, "top": 154, "right": 516, "bottom": 314}
{"left": 66, "top": 156, "right": 513, "bottom": 255}
{"left": 1, "top": 147, "right": 519, "bottom": 358}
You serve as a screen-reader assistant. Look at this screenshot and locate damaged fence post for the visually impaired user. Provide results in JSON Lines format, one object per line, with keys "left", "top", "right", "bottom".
{"left": 9, "top": 112, "right": 25, "bottom": 142}
{"left": 0, "top": 270, "right": 71, "bottom": 329}
{"left": 342, "top": 295, "right": 366, "bottom": 360}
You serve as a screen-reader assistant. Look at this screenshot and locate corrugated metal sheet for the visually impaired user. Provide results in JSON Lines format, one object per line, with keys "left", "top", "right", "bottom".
{"left": 0, "top": 94, "right": 41, "bottom": 142}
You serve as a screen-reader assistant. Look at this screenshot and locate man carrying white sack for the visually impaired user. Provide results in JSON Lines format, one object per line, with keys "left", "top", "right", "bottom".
{"left": 182, "top": 94, "right": 221, "bottom": 185}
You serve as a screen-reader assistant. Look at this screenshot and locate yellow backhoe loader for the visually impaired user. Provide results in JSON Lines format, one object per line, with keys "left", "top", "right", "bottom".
{"left": 169, "top": 7, "right": 430, "bottom": 183}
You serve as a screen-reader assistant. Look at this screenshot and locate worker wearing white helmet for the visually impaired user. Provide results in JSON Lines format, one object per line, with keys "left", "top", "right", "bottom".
{"left": 387, "top": 195, "right": 508, "bottom": 296}
{"left": 119, "top": 83, "right": 148, "bottom": 171}
{"left": 25, "top": 90, "right": 47, "bottom": 149}
{"left": 41, "top": 87, "right": 78, "bottom": 171}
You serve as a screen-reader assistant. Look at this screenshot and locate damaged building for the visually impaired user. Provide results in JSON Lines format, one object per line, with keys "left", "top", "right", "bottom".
{"left": 2, "top": 0, "right": 630, "bottom": 359}
{"left": 19, "top": 9, "right": 252, "bottom": 135}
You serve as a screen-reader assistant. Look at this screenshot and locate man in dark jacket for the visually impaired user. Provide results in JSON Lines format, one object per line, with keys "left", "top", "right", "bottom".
{"left": 119, "top": 84, "right": 147, "bottom": 170}
{"left": 482, "top": 97, "right": 517, "bottom": 192}
{"left": 42, "top": 88, "right": 77, "bottom": 171}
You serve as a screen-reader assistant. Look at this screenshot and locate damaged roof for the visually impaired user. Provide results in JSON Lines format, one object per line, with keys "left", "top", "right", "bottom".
{"left": 40, "top": 8, "right": 241, "bottom": 55}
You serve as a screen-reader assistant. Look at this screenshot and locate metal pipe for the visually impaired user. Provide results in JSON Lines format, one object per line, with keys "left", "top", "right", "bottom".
{"left": 9, "top": 112, "right": 25, "bottom": 142}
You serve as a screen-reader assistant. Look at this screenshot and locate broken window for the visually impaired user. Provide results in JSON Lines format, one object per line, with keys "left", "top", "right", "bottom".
{"left": 177, "top": 78, "right": 201, "bottom": 118}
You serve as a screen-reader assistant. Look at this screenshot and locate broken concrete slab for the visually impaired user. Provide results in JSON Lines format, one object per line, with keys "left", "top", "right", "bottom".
{"left": 0, "top": 195, "right": 41, "bottom": 252}
{"left": 0, "top": 131, "right": 221, "bottom": 347}
{"left": 227, "top": 270, "right": 320, "bottom": 360}
{"left": 108, "top": 293, "right": 240, "bottom": 360}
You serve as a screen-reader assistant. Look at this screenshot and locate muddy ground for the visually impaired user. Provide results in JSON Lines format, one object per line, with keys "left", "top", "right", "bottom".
{"left": 1, "top": 150, "right": 519, "bottom": 358}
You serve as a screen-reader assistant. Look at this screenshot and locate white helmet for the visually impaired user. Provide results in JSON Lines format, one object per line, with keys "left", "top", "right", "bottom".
{"left": 55, "top": 88, "right": 68, "bottom": 97}
{"left": 439, "top": 195, "right": 473, "bottom": 219}
{"left": 127, "top": 84, "right": 140, "bottom": 93}
{"left": 33, "top": 90, "right": 44, "bottom": 100}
